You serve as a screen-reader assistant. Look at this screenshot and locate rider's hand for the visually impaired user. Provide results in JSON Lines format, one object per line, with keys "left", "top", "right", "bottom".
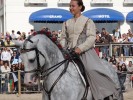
{"left": 75, "top": 47, "right": 82, "bottom": 55}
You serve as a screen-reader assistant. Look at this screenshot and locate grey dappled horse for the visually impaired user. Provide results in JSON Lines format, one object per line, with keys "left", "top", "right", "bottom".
{"left": 14, "top": 33, "right": 122, "bottom": 100}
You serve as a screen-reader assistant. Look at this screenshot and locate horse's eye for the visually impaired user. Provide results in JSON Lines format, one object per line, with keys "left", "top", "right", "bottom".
{"left": 29, "top": 59, "right": 35, "bottom": 63}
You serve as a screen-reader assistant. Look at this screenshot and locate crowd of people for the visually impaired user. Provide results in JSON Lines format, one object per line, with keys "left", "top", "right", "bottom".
{"left": 0, "top": 27, "right": 132, "bottom": 94}
{"left": 95, "top": 27, "right": 133, "bottom": 91}
{"left": 109, "top": 55, "right": 133, "bottom": 91}
{"left": 0, "top": 47, "right": 24, "bottom": 94}
{"left": 95, "top": 28, "right": 133, "bottom": 57}
{"left": 0, "top": 30, "right": 28, "bottom": 94}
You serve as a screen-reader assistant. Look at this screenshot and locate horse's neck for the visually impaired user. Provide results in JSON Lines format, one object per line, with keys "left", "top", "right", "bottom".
{"left": 36, "top": 34, "right": 64, "bottom": 68}
{"left": 37, "top": 35, "right": 65, "bottom": 84}
{"left": 46, "top": 42, "right": 64, "bottom": 68}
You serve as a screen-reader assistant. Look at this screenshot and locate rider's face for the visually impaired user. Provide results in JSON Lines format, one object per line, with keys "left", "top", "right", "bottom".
{"left": 69, "top": 0, "right": 81, "bottom": 16}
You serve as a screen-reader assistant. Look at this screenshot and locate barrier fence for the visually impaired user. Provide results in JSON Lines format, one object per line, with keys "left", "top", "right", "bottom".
{"left": 95, "top": 42, "right": 133, "bottom": 57}
{"left": 0, "top": 70, "right": 133, "bottom": 96}
{"left": 0, "top": 70, "right": 43, "bottom": 96}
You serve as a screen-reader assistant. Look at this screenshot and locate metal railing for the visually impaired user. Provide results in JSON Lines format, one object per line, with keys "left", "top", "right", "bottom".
{"left": 95, "top": 42, "right": 133, "bottom": 57}
{"left": 0, "top": 70, "right": 42, "bottom": 96}
{"left": 0, "top": 70, "right": 133, "bottom": 96}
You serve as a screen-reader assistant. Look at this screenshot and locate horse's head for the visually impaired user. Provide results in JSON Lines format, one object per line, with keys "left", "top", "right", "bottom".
{"left": 14, "top": 36, "right": 46, "bottom": 86}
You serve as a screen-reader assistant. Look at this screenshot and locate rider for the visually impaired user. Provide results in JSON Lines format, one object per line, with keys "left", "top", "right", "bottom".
{"left": 60, "top": 0, "right": 123, "bottom": 99}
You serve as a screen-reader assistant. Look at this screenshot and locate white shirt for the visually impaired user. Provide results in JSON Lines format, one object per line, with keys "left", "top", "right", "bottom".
{"left": 12, "top": 58, "right": 22, "bottom": 65}
{"left": 0, "top": 65, "right": 11, "bottom": 78}
{"left": 1, "top": 51, "right": 11, "bottom": 61}
{"left": 127, "top": 65, "right": 133, "bottom": 72}
{"left": 11, "top": 33, "right": 16, "bottom": 39}
{"left": 114, "top": 31, "right": 119, "bottom": 39}
{"left": 12, "top": 73, "right": 18, "bottom": 82}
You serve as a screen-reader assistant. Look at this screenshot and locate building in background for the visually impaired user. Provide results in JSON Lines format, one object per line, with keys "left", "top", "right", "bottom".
{"left": 0, "top": 0, "right": 4, "bottom": 34}
{"left": 0, "top": 0, "right": 133, "bottom": 35}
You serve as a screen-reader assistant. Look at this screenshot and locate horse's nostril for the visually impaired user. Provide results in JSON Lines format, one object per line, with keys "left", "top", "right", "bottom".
{"left": 29, "top": 59, "right": 35, "bottom": 63}
{"left": 29, "top": 82, "right": 32, "bottom": 84}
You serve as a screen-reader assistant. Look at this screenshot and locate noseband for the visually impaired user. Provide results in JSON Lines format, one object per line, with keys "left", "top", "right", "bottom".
{"left": 21, "top": 47, "right": 45, "bottom": 74}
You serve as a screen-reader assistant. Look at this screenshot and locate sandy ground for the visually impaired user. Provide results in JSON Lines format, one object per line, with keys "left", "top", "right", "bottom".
{"left": 0, "top": 93, "right": 42, "bottom": 100}
{"left": 123, "top": 89, "right": 133, "bottom": 100}
{"left": 0, "top": 90, "right": 133, "bottom": 100}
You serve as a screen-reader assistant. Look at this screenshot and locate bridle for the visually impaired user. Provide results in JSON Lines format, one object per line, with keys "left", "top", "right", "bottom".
{"left": 21, "top": 36, "right": 46, "bottom": 75}
{"left": 21, "top": 35, "right": 89, "bottom": 100}
{"left": 21, "top": 47, "right": 45, "bottom": 74}
{"left": 21, "top": 37, "right": 68, "bottom": 77}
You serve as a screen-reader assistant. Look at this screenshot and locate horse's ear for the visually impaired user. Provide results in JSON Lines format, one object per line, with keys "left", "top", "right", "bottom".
{"left": 13, "top": 40, "right": 24, "bottom": 47}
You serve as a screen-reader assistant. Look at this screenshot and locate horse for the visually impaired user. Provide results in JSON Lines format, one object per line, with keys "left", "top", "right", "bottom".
{"left": 14, "top": 31, "right": 122, "bottom": 100}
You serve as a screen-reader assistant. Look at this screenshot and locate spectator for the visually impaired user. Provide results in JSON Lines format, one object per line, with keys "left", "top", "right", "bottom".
{"left": 4, "top": 37, "right": 15, "bottom": 46}
{"left": 21, "top": 32, "right": 26, "bottom": 40}
{"left": 1, "top": 47, "right": 11, "bottom": 64}
{"left": 11, "top": 51, "right": 22, "bottom": 70}
{"left": 117, "top": 63, "right": 127, "bottom": 91}
{"left": 28, "top": 29, "right": 35, "bottom": 37}
{"left": 101, "top": 31, "right": 112, "bottom": 57}
{"left": 113, "top": 27, "right": 121, "bottom": 39}
{"left": 123, "top": 57, "right": 128, "bottom": 66}
{"left": 100, "top": 28, "right": 106, "bottom": 38}
{"left": 0, "top": 61, "right": 11, "bottom": 93}
{"left": 109, "top": 55, "right": 117, "bottom": 65}
{"left": 112, "top": 35, "right": 119, "bottom": 56}
{"left": 127, "top": 60, "right": 133, "bottom": 72}
{"left": 10, "top": 64, "right": 18, "bottom": 92}
{"left": 127, "top": 29, "right": 132, "bottom": 35}
{"left": 17, "top": 31, "right": 21, "bottom": 37}
{"left": 96, "top": 28, "right": 100, "bottom": 34}
{"left": 104, "top": 31, "right": 112, "bottom": 43}
{"left": 95, "top": 34, "right": 102, "bottom": 56}
{"left": 125, "top": 61, "right": 133, "bottom": 90}
{"left": 57, "top": 30, "right": 62, "bottom": 39}
{"left": 10, "top": 30, "right": 17, "bottom": 40}
{"left": 129, "top": 34, "right": 133, "bottom": 56}
{"left": 117, "top": 56, "right": 124, "bottom": 66}
{"left": 18, "top": 36, "right": 25, "bottom": 43}
{"left": 1, "top": 33, "right": 5, "bottom": 41}
{"left": 101, "top": 53, "right": 108, "bottom": 61}
{"left": 95, "top": 34, "right": 102, "bottom": 43}
{"left": 5, "top": 32, "right": 11, "bottom": 40}
{"left": 10, "top": 51, "right": 19, "bottom": 64}
{"left": 117, "top": 34, "right": 127, "bottom": 55}
{"left": 0, "top": 35, "right": 5, "bottom": 46}
{"left": 10, "top": 51, "right": 22, "bottom": 92}
{"left": 123, "top": 35, "right": 129, "bottom": 56}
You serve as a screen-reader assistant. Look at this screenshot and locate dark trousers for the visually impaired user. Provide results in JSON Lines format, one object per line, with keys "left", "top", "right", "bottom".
{"left": 14, "top": 81, "right": 18, "bottom": 92}
{"left": 2, "top": 78, "right": 8, "bottom": 93}
{"left": 118, "top": 74, "right": 126, "bottom": 91}
{"left": 129, "top": 46, "right": 133, "bottom": 56}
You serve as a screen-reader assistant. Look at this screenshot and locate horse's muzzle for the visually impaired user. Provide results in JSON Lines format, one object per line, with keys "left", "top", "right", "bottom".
{"left": 24, "top": 73, "right": 38, "bottom": 86}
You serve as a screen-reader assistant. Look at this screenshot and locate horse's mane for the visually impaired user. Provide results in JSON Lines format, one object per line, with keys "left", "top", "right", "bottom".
{"left": 29, "top": 30, "right": 63, "bottom": 50}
